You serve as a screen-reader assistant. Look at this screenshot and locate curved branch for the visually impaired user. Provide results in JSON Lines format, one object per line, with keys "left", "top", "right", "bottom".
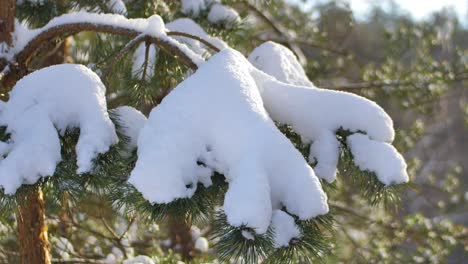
{"left": 15, "top": 22, "right": 199, "bottom": 72}
{"left": 101, "top": 34, "right": 146, "bottom": 79}
{"left": 242, "top": 1, "right": 306, "bottom": 63}
{"left": 167, "top": 31, "right": 221, "bottom": 52}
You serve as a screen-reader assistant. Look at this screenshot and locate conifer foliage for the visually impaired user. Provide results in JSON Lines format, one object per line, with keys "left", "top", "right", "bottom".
{"left": 0, "top": 1, "right": 416, "bottom": 263}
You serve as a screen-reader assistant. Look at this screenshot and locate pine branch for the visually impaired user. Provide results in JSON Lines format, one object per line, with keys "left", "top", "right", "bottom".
{"left": 167, "top": 31, "right": 220, "bottom": 52}
{"left": 1, "top": 17, "right": 215, "bottom": 86}
{"left": 101, "top": 34, "right": 146, "bottom": 79}
{"left": 241, "top": 1, "right": 306, "bottom": 63}
{"left": 16, "top": 23, "right": 198, "bottom": 69}
{"left": 320, "top": 73, "right": 468, "bottom": 91}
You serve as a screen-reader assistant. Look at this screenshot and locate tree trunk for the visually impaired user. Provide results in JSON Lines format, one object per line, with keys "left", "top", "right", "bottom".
{"left": 168, "top": 216, "right": 194, "bottom": 260}
{"left": 16, "top": 188, "right": 51, "bottom": 264}
{"left": 0, "top": 0, "right": 15, "bottom": 45}
{"left": 2, "top": 2, "right": 50, "bottom": 263}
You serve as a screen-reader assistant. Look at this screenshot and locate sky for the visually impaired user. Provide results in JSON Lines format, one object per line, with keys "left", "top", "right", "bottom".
{"left": 291, "top": 0, "right": 468, "bottom": 24}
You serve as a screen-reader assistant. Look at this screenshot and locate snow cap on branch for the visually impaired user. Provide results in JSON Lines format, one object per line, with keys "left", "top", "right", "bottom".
{"left": 1, "top": 12, "right": 166, "bottom": 60}
{"left": 181, "top": 0, "right": 207, "bottom": 17}
{"left": 248, "top": 41, "right": 313, "bottom": 87}
{"left": 107, "top": 0, "right": 128, "bottom": 16}
{"left": 129, "top": 48, "right": 328, "bottom": 234}
{"left": 0, "top": 64, "right": 117, "bottom": 194}
{"left": 271, "top": 210, "right": 301, "bottom": 248}
{"left": 248, "top": 41, "right": 407, "bottom": 184}
{"left": 208, "top": 4, "right": 241, "bottom": 27}
{"left": 347, "top": 134, "right": 408, "bottom": 185}
{"left": 112, "top": 106, "right": 147, "bottom": 152}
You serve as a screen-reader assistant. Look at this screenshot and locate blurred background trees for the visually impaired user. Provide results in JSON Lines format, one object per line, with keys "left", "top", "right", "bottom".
{"left": 0, "top": 0, "right": 467, "bottom": 263}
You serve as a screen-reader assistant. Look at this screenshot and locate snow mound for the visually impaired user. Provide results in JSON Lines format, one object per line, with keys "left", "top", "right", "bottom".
{"left": 0, "top": 64, "right": 117, "bottom": 194}
{"left": 194, "top": 237, "right": 209, "bottom": 252}
{"left": 248, "top": 41, "right": 313, "bottom": 87}
{"left": 132, "top": 42, "right": 157, "bottom": 81}
{"left": 129, "top": 49, "right": 328, "bottom": 234}
{"left": 249, "top": 42, "right": 406, "bottom": 184}
{"left": 113, "top": 106, "right": 147, "bottom": 151}
{"left": 271, "top": 210, "right": 301, "bottom": 248}
{"left": 347, "top": 134, "right": 408, "bottom": 185}
{"left": 208, "top": 4, "right": 241, "bottom": 26}
{"left": 166, "top": 18, "right": 228, "bottom": 55}
{"left": 181, "top": 0, "right": 206, "bottom": 17}
{"left": 107, "top": 0, "right": 127, "bottom": 16}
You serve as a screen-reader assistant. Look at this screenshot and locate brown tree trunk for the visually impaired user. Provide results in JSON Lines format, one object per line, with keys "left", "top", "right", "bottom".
{"left": 2, "top": 2, "right": 51, "bottom": 263}
{"left": 168, "top": 216, "right": 194, "bottom": 260}
{"left": 16, "top": 188, "right": 51, "bottom": 264}
{"left": 0, "top": 0, "right": 15, "bottom": 45}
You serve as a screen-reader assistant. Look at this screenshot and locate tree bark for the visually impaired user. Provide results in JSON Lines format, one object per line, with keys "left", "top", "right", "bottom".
{"left": 168, "top": 216, "right": 194, "bottom": 260}
{"left": 0, "top": 0, "right": 15, "bottom": 45}
{"left": 16, "top": 188, "right": 51, "bottom": 264}
{"left": 2, "top": 3, "right": 51, "bottom": 263}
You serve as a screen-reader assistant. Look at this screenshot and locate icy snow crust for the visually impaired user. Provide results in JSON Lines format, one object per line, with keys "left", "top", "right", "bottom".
{"left": 129, "top": 49, "right": 329, "bottom": 234}
{"left": 0, "top": 64, "right": 117, "bottom": 194}
{"left": 248, "top": 41, "right": 407, "bottom": 184}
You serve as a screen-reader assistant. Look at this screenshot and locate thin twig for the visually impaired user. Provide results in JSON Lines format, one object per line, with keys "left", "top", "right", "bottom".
{"left": 102, "top": 34, "right": 146, "bottom": 80}
{"left": 321, "top": 74, "right": 468, "bottom": 91}
{"left": 167, "top": 31, "right": 221, "bottom": 52}
{"left": 242, "top": 1, "right": 306, "bottom": 63}
{"left": 140, "top": 41, "right": 151, "bottom": 83}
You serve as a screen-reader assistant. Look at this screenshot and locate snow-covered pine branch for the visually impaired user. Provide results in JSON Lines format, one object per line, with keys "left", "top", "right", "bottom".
{"left": 249, "top": 41, "right": 408, "bottom": 185}
{"left": 0, "top": 11, "right": 211, "bottom": 83}
{"left": 126, "top": 45, "right": 407, "bottom": 246}
{"left": 128, "top": 49, "right": 329, "bottom": 245}
{"left": 0, "top": 10, "right": 408, "bottom": 254}
{"left": 0, "top": 64, "right": 117, "bottom": 194}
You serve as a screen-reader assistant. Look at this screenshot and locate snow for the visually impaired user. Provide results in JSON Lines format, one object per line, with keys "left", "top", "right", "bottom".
{"left": 248, "top": 41, "right": 399, "bottom": 183}
{"left": 347, "top": 134, "right": 409, "bottom": 185}
{"left": 207, "top": 4, "right": 241, "bottom": 26}
{"left": 241, "top": 230, "right": 255, "bottom": 240}
{"left": 248, "top": 41, "right": 313, "bottom": 87}
{"left": 181, "top": 0, "right": 206, "bottom": 17}
{"left": 194, "top": 237, "right": 209, "bottom": 252}
{"left": 144, "top": 15, "right": 166, "bottom": 37}
{"left": 128, "top": 48, "right": 328, "bottom": 235}
{"left": 1, "top": 12, "right": 166, "bottom": 60}
{"left": 271, "top": 210, "right": 301, "bottom": 248}
{"left": 131, "top": 43, "right": 157, "bottom": 81}
{"left": 0, "top": 64, "right": 117, "bottom": 194}
{"left": 166, "top": 18, "right": 228, "bottom": 55}
{"left": 123, "top": 255, "right": 155, "bottom": 264}
{"left": 0, "top": 142, "right": 10, "bottom": 159}
{"left": 112, "top": 106, "right": 147, "bottom": 151}
{"left": 107, "top": 0, "right": 127, "bottom": 16}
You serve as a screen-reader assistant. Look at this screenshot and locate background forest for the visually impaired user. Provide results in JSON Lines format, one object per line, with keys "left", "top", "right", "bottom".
{"left": 0, "top": 0, "right": 467, "bottom": 263}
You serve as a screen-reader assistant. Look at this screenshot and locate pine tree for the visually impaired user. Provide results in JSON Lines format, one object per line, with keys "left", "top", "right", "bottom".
{"left": 0, "top": 1, "right": 465, "bottom": 264}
